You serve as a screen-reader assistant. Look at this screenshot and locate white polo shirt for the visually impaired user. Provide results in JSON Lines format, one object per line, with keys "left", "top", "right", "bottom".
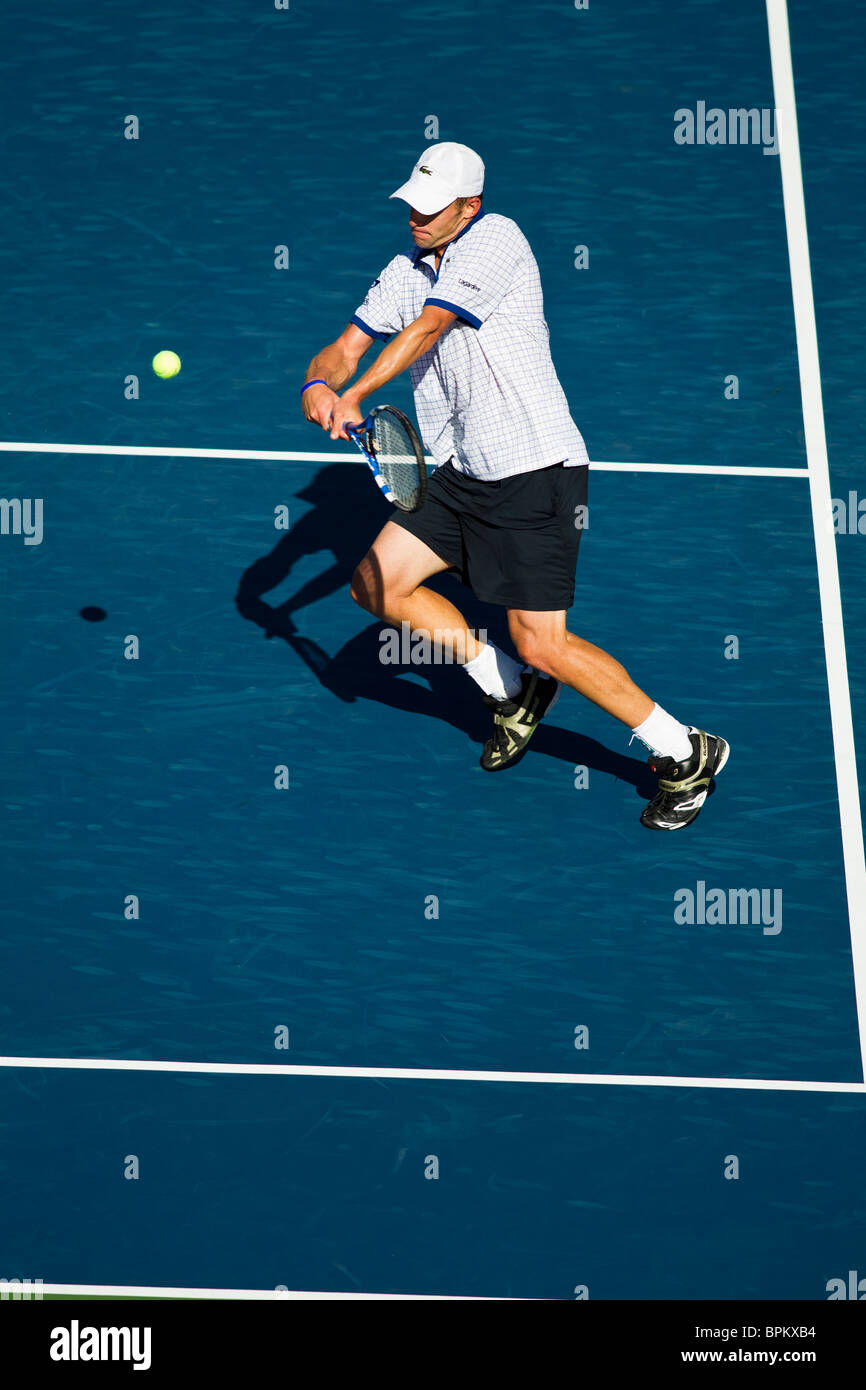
{"left": 352, "top": 210, "right": 590, "bottom": 482}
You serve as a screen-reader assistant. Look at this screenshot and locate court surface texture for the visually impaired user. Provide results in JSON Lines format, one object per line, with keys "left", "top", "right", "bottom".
{"left": 0, "top": 0, "right": 864, "bottom": 1299}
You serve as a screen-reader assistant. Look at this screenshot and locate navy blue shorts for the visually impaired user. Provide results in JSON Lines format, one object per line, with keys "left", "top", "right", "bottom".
{"left": 391, "top": 459, "right": 589, "bottom": 611}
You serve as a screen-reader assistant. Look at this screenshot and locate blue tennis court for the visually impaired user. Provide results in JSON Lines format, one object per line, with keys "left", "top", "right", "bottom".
{"left": 1, "top": 0, "right": 864, "bottom": 1300}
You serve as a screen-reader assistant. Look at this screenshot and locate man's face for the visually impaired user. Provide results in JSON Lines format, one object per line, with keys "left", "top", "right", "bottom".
{"left": 409, "top": 197, "right": 479, "bottom": 252}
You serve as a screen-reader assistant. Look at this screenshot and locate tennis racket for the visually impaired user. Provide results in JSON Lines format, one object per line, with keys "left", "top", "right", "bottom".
{"left": 345, "top": 405, "right": 428, "bottom": 512}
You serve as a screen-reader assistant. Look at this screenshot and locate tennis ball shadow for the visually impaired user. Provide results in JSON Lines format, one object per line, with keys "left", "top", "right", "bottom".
{"left": 234, "top": 462, "right": 655, "bottom": 795}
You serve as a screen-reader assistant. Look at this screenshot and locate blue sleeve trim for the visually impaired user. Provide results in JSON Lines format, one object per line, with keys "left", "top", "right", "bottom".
{"left": 351, "top": 313, "right": 390, "bottom": 342}
{"left": 425, "top": 297, "right": 483, "bottom": 330}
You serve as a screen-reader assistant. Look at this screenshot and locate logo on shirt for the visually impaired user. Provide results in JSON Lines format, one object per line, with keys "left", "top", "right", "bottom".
{"left": 419, "top": 166, "right": 433, "bottom": 175}
{"left": 458, "top": 278, "right": 480, "bottom": 293}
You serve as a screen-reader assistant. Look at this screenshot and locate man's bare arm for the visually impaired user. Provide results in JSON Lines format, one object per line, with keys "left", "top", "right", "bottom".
{"left": 301, "top": 323, "right": 376, "bottom": 429}
{"left": 329, "top": 304, "right": 458, "bottom": 439}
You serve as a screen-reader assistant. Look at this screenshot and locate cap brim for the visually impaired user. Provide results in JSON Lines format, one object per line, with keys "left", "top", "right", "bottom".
{"left": 389, "top": 174, "right": 456, "bottom": 216}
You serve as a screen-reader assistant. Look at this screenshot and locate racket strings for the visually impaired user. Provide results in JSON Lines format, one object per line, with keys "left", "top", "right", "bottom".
{"left": 371, "top": 415, "right": 423, "bottom": 508}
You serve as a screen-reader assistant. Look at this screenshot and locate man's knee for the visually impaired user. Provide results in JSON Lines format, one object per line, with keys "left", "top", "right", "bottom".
{"left": 511, "top": 628, "right": 572, "bottom": 677}
{"left": 350, "top": 551, "right": 398, "bottom": 617}
{"left": 513, "top": 635, "right": 548, "bottom": 671}
{"left": 349, "top": 560, "right": 376, "bottom": 613}
{"left": 349, "top": 566, "right": 364, "bottom": 607}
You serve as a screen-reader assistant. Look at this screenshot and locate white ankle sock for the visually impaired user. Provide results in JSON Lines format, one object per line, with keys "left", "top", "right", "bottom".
{"left": 462, "top": 642, "right": 524, "bottom": 700}
{"left": 630, "top": 704, "right": 693, "bottom": 762}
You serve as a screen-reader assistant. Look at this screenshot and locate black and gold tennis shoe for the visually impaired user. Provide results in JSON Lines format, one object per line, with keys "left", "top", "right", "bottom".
{"left": 640, "top": 729, "right": 730, "bottom": 830}
{"left": 480, "top": 670, "right": 561, "bottom": 772}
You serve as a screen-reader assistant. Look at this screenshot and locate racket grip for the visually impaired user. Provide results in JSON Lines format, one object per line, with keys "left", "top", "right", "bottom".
{"left": 345, "top": 416, "right": 372, "bottom": 435}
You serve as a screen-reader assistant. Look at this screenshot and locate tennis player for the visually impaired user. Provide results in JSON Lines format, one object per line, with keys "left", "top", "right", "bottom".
{"left": 301, "top": 142, "right": 729, "bottom": 829}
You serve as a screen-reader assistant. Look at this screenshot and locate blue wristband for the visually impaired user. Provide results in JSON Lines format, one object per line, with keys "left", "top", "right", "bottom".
{"left": 301, "top": 378, "right": 329, "bottom": 396}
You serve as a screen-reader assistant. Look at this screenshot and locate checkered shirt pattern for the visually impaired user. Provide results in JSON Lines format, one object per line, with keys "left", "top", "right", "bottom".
{"left": 352, "top": 212, "right": 590, "bottom": 481}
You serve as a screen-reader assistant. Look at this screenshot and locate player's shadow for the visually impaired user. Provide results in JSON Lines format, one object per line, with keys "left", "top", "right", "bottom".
{"left": 233, "top": 463, "right": 391, "bottom": 634}
{"left": 235, "top": 462, "right": 655, "bottom": 797}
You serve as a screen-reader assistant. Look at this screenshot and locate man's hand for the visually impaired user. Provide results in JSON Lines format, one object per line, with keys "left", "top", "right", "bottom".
{"left": 330, "top": 392, "right": 366, "bottom": 442}
{"left": 301, "top": 323, "right": 377, "bottom": 433}
{"left": 302, "top": 381, "right": 340, "bottom": 430}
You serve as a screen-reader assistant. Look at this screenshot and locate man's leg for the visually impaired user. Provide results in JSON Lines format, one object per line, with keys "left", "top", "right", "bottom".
{"left": 505, "top": 607, "right": 729, "bottom": 830}
{"left": 351, "top": 521, "right": 527, "bottom": 697}
{"left": 350, "top": 520, "right": 485, "bottom": 658}
{"left": 476, "top": 606, "right": 660, "bottom": 773}
{"left": 506, "top": 608, "right": 654, "bottom": 730}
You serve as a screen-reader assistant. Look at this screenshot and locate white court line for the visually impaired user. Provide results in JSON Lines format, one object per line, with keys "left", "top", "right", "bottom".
{"left": 0, "top": 1056, "right": 863, "bottom": 1092}
{"left": 0, "top": 438, "right": 807, "bottom": 476}
{"left": 589, "top": 462, "right": 806, "bottom": 477}
{"left": 767, "top": 0, "right": 866, "bottom": 1082}
{"left": 34, "top": 1282, "right": 513, "bottom": 1301}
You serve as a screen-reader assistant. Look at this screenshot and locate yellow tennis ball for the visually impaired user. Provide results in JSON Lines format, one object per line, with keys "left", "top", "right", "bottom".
{"left": 152, "top": 350, "right": 181, "bottom": 379}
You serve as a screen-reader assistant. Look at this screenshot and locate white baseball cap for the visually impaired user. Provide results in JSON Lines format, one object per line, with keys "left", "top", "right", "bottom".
{"left": 389, "top": 142, "right": 485, "bottom": 216}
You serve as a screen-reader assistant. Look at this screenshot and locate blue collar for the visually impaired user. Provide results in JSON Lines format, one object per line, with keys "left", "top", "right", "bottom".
{"left": 411, "top": 206, "right": 486, "bottom": 266}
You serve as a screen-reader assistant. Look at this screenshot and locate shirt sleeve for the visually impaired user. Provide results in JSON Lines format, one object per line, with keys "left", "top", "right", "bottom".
{"left": 352, "top": 256, "right": 405, "bottom": 341}
{"left": 424, "top": 223, "right": 527, "bottom": 329}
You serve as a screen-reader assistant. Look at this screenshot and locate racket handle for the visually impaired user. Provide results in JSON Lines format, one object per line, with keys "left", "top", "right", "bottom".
{"left": 344, "top": 416, "right": 372, "bottom": 435}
